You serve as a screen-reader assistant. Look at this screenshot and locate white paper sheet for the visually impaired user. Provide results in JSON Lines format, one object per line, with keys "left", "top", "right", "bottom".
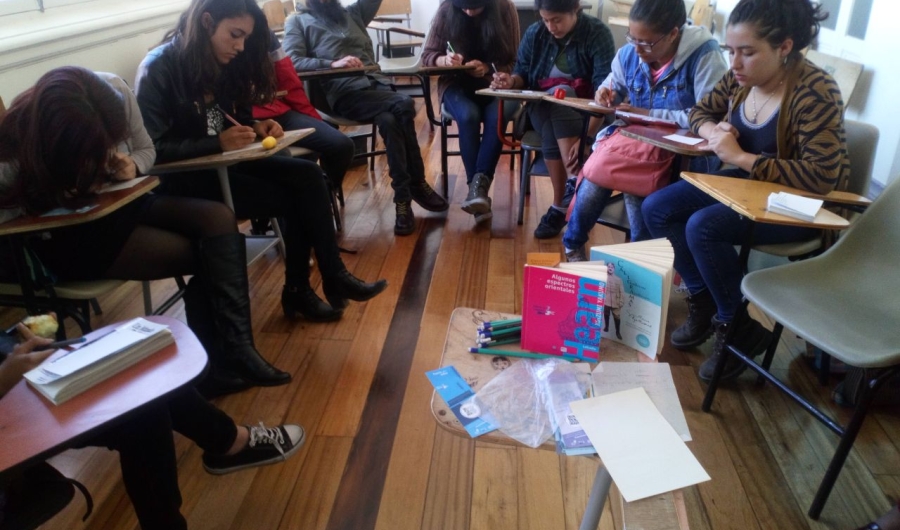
{"left": 662, "top": 134, "right": 704, "bottom": 145}
{"left": 592, "top": 362, "right": 691, "bottom": 441}
{"left": 570, "top": 388, "right": 710, "bottom": 502}
{"left": 98, "top": 176, "right": 149, "bottom": 193}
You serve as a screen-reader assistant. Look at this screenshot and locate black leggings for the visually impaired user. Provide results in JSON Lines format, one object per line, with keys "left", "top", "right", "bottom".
{"left": 156, "top": 155, "right": 343, "bottom": 286}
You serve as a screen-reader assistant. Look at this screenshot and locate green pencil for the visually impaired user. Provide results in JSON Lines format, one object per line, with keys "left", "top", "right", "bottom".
{"left": 467, "top": 347, "right": 569, "bottom": 360}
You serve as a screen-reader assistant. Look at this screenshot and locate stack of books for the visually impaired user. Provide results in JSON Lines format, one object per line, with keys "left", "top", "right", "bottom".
{"left": 24, "top": 318, "right": 174, "bottom": 405}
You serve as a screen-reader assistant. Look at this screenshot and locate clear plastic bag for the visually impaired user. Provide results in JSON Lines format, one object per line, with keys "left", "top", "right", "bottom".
{"left": 473, "top": 358, "right": 591, "bottom": 448}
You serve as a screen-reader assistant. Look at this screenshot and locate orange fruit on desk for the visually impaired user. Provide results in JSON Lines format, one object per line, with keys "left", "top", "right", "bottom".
{"left": 262, "top": 136, "right": 277, "bottom": 150}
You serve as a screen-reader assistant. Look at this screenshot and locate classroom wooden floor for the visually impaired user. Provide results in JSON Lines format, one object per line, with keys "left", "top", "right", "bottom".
{"left": 5, "top": 93, "right": 899, "bottom": 530}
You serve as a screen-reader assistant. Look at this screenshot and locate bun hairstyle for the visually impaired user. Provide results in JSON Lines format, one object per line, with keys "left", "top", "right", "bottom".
{"left": 629, "top": 0, "right": 687, "bottom": 36}
{"left": 0, "top": 66, "right": 127, "bottom": 214}
{"left": 163, "top": 0, "right": 276, "bottom": 105}
{"left": 533, "top": 0, "right": 581, "bottom": 13}
{"left": 728, "top": 0, "right": 829, "bottom": 59}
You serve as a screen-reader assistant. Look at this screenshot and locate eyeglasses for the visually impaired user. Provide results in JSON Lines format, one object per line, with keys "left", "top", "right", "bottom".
{"left": 625, "top": 33, "right": 667, "bottom": 52}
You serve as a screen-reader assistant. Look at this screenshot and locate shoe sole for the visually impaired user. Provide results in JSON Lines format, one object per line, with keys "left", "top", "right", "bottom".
{"left": 412, "top": 195, "right": 450, "bottom": 212}
{"left": 461, "top": 198, "right": 490, "bottom": 214}
{"left": 533, "top": 227, "right": 566, "bottom": 239}
{"left": 394, "top": 225, "right": 415, "bottom": 236}
{"left": 474, "top": 211, "right": 493, "bottom": 224}
{"left": 282, "top": 304, "right": 344, "bottom": 323}
{"left": 203, "top": 427, "right": 307, "bottom": 475}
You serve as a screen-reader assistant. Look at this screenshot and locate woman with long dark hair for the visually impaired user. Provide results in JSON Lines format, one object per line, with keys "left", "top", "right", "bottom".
{"left": 0, "top": 66, "right": 292, "bottom": 397}
{"left": 135, "top": 0, "right": 387, "bottom": 326}
{"left": 421, "top": 0, "right": 519, "bottom": 224}
{"left": 643, "top": 0, "right": 847, "bottom": 381}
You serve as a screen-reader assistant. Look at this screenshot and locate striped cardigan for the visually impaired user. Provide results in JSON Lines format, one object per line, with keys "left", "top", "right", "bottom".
{"left": 690, "top": 59, "right": 849, "bottom": 195}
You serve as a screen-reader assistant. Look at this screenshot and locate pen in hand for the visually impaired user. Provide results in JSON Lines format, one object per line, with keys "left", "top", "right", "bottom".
{"left": 34, "top": 337, "right": 87, "bottom": 352}
{"left": 216, "top": 104, "right": 242, "bottom": 127}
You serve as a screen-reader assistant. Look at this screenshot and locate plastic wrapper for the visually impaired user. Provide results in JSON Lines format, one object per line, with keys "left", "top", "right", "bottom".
{"left": 473, "top": 358, "right": 591, "bottom": 448}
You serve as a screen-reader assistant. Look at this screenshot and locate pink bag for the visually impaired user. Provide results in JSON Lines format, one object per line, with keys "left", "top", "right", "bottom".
{"left": 580, "top": 129, "right": 675, "bottom": 197}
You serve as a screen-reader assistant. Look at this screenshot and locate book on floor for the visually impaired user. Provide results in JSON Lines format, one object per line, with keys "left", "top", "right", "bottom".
{"left": 521, "top": 260, "right": 607, "bottom": 362}
{"left": 589, "top": 239, "right": 674, "bottom": 359}
{"left": 24, "top": 318, "right": 174, "bottom": 405}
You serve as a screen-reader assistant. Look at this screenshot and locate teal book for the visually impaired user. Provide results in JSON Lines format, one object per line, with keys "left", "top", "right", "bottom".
{"left": 589, "top": 239, "right": 674, "bottom": 359}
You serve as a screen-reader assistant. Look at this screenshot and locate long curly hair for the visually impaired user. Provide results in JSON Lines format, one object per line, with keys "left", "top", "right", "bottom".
{"left": 0, "top": 67, "right": 128, "bottom": 214}
{"left": 161, "top": 0, "right": 276, "bottom": 105}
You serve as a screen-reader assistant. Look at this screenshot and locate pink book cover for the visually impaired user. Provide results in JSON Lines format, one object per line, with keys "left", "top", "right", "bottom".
{"left": 521, "top": 266, "right": 606, "bottom": 361}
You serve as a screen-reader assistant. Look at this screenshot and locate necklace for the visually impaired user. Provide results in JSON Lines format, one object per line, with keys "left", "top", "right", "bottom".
{"left": 749, "top": 81, "right": 782, "bottom": 124}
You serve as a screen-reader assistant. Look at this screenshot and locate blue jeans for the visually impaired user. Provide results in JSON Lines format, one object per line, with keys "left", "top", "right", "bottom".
{"left": 442, "top": 84, "right": 517, "bottom": 184}
{"left": 563, "top": 179, "right": 652, "bottom": 249}
{"left": 642, "top": 177, "right": 819, "bottom": 321}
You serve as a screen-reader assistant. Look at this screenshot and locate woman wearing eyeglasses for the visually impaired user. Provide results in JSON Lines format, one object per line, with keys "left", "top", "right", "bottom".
{"left": 563, "top": 0, "right": 727, "bottom": 259}
{"left": 642, "top": 0, "right": 848, "bottom": 382}
{"left": 490, "top": 0, "right": 615, "bottom": 239}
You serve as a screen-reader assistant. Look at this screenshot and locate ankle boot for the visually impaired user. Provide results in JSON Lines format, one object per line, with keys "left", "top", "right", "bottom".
{"left": 193, "top": 234, "right": 291, "bottom": 387}
{"left": 322, "top": 270, "right": 388, "bottom": 310}
{"left": 670, "top": 290, "right": 717, "bottom": 350}
{"left": 281, "top": 285, "right": 343, "bottom": 321}
{"left": 698, "top": 316, "right": 772, "bottom": 382}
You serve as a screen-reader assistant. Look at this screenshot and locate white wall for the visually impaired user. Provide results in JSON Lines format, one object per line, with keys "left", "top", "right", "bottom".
{"left": 713, "top": 0, "right": 896, "bottom": 188}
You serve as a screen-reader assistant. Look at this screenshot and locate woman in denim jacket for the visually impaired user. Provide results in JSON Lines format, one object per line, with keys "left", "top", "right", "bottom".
{"left": 563, "top": 0, "right": 727, "bottom": 260}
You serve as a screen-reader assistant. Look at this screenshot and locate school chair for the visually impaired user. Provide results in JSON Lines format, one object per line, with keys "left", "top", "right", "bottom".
{"left": 370, "top": 0, "right": 423, "bottom": 59}
{"left": 438, "top": 101, "right": 520, "bottom": 199}
{"left": 303, "top": 79, "right": 385, "bottom": 172}
{"left": 806, "top": 49, "right": 864, "bottom": 107}
{"left": 262, "top": 0, "right": 287, "bottom": 33}
{"left": 701, "top": 175, "right": 900, "bottom": 520}
{"left": 751, "top": 120, "right": 878, "bottom": 263}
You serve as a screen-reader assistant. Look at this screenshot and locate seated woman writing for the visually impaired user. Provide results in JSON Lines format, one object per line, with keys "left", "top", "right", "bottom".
{"left": 0, "top": 320, "right": 303, "bottom": 530}
{"left": 642, "top": 0, "right": 849, "bottom": 381}
{"left": 562, "top": 0, "right": 727, "bottom": 260}
{"left": 0, "top": 66, "right": 292, "bottom": 397}
{"left": 490, "top": 0, "right": 615, "bottom": 239}
{"left": 135, "top": 0, "right": 386, "bottom": 325}
{"left": 421, "top": 0, "right": 520, "bottom": 225}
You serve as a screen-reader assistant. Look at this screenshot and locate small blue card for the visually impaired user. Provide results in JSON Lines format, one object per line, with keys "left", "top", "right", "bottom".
{"left": 426, "top": 366, "right": 499, "bottom": 437}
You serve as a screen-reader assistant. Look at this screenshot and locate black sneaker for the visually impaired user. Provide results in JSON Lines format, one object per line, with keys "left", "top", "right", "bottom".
{"left": 670, "top": 290, "right": 717, "bottom": 350}
{"left": 462, "top": 173, "right": 492, "bottom": 215}
{"left": 534, "top": 207, "right": 567, "bottom": 239}
{"left": 202, "top": 423, "right": 305, "bottom": 475}
{"left": 410, "top": 181, "right": 449, "bottom": 212}
{"left": 394, "top": 201, "right": 415, "bottom": 235}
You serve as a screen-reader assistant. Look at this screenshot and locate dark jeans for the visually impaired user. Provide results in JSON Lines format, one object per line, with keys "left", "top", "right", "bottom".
{"left": 332, "top": 83, "right": 424, "bottom": 203}
{"left": 442, "top": 83, "right": 517, "bottom": 184}
{"left": 642, "top": 174, "right": 819, "bottom": 321}
{"left": 158, "top": 155, "right": 343, "bottom": 286}
{"left": 526, "top": 85, "right": 583, "bottom": 160}
{"left": 273, "top": 110, "right": 355, "bottom": 189}
{"left": 89, "top": 388, "right": 236, "bottom": 530}
{"left": 563, "top": 180, "right": 651, "bottom": 249}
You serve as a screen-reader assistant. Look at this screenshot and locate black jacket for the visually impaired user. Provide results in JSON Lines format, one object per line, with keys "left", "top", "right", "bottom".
{"left": 135, "top": 41, "right": 253, "bottom": 165}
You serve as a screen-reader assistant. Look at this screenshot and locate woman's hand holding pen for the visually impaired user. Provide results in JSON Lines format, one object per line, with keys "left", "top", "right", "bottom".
{"left": 490, "top": 72, "right": 513, "bottom": 89}
{"left": 0, "top": 324, "right": 54, "bottom": 398}
{"left": 108, "top": 152, "right": 137, "bottom": 181}
{"left": 219, "top": 125, "right": 256, "bottom": 151}
{"left": 442, "top": 52, "right": 463, "bottom": 67}
{"left": 595, "top": 86, "right": 615, "bottom": 107}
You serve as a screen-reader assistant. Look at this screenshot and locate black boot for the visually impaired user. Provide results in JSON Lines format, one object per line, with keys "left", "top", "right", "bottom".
{"left": 281, "top": 285, "right": 343, "bottom": 321}
{"left": 670, "top": 290, "right": 717, "bottom": 350}
{"left": 183, "top": 278, "right": 252, "bottom": 398}
{"left": 322, "top": 270, "right": 388, "bottom": 310}
{"left": 614, "top": 317, "right": 622, "bottom": 340}
{"left": 194, "top": 234, "right": 291, "bottom": 387}
{"left": 698, "top": 316, "right": 772, "bottom": 382}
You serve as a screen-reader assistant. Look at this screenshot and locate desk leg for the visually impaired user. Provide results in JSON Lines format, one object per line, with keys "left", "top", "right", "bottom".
{"left": 579, "top": 464, "right": 612, "bottom": 530}
{"left": 9, "top": 234, "right": 39, "bottom": 315}
{"left": 216, "top": 167, "right": 235, "bottom": 211}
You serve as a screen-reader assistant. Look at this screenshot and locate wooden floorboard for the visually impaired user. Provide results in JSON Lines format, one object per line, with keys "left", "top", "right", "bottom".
{"left": 5, "top": 91, "right": 898, "bottom": 530}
